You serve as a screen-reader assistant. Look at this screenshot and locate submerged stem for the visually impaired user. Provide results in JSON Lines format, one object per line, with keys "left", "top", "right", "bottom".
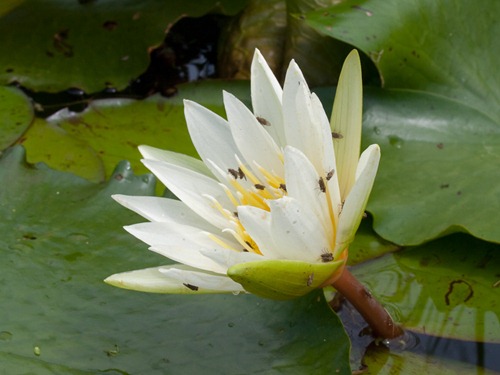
{"left": 331, "top": 267, "right": 403, "bottom": 339}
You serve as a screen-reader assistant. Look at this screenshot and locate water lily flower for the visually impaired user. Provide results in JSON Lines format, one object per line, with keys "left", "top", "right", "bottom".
{"left": 105, "top": 49, "right": 380, "bottom": 300}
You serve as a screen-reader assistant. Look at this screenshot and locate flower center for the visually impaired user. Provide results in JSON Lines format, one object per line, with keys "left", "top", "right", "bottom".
{"left": 210, "top": 160, "right": 287, "bottom": 255}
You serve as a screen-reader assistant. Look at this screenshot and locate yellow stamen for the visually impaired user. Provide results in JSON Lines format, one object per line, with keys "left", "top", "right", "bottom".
{"left": 205, "top": 195, "right": 235, "bottom": 222}
{"left": 237, "top": 163, "right": 261, "bottom": 185}
{"left": 206, "top": 233, "right": 234, "bottom": 250}
{"left": 221, "top": 183, "right": 240, "bottom": 208}
{"left": 223, "top": 228, "right": 262, "bottom": 255}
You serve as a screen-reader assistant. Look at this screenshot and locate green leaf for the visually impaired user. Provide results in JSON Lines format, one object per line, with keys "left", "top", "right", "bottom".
{"left": 347, "top": 218, "right": 400, "bottom": 266}
{"left": 362, "top": 344, "right": 499, "bottom": 375}
{"left": 363, "top": 89, "right": 500, "bottom": 245}
{"left": 351, "top": 234, "right": 500, "bottom": 343}
{"left": 0, "top": 146, "right": 351, "bottom": 374}
{"left": 228, "top": 259, "right": 345, "bottom": 300}
{"left": 0, "top": 86, "right": 33, "bottom": 150}
{"left": 305, "top": 0, "right": 500, "bottom": 245}
{"left": 0, "top": 0, "right": 247, "bottom": 92}
{"left": 304, "top": 0, "right": 500, "bottom": 124}
{"left": 20, "top": 118, "right": 105, "bottom": 182}
{"left": 21, "top": 81, "right": 251, "bottom": 182}
{"left": 316, "top": 86, "right": 500, "bottom": 246}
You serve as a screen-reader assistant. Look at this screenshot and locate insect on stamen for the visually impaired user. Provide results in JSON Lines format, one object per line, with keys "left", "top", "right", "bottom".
{"left": 237, "top": 167, "right": 246, "bottom": 180}
{"left": 228, "top": 168, "right": 239, "bottom": 179}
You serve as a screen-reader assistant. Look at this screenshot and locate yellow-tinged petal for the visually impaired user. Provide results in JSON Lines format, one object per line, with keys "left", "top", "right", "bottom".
{"left": 105, "top": 265, "right": 245, "bottom": 294}
{"left": 330, "top": 50, "right": 363, "bottom": 201}
{"left": 333, "top": 144, "right": 380, "bottom": 258}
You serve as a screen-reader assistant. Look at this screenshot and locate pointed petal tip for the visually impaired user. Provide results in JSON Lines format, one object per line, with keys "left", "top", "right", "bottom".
{"left": 110, "top": 193, "right": 121, "bottom": 202}
{"left": 347, "top": 49, "right": 360, "bottom": 60}
{"left": 138, "top": 144, "right": 154, "bottom": 158}
{"left": 103, "top": 274, "right": 121, "bottom": 287}
{"left": 252, "top": 48, "right": 263, "bottom": 60}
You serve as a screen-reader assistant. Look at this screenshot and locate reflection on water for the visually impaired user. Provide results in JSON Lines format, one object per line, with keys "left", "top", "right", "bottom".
{"left": 342, "top": 234, "right": 500, "bottom": 373}
{"left": 334, "top": 298, "right": 500, "bottom": 373}
{"left": 411, "top": 332, "right": 500, "bottom": 373}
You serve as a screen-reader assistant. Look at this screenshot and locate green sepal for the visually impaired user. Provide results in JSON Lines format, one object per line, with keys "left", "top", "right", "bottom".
{"left": 227, "top": 259, "right": 345, "bottom": 300}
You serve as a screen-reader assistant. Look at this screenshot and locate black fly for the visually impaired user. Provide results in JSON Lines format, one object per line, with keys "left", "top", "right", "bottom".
{"left": 183, "top": 283, "right": 199, "bottom": 291}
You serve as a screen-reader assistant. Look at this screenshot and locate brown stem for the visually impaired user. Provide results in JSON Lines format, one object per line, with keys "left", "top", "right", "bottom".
{"left": 331, "top": 267, "right": 404, "bottom": 339}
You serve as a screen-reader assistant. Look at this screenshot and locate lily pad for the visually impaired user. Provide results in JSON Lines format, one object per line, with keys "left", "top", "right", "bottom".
{"left": 363, "top": 89, "right": 500, "bottom": 245}
{"left": 20, "top": 118, "right": 105, "bottom": 182}
{"left": 362, "top": 343, "right": 499, "bottom": 375}
{"left": 305, "top": 0, "right": 500, "bottom": 246}
{"left": 0, "top": 86, "right": 33, "bottom": 150}
{"left": 0, "top": 0, "right": 247, "bottom": 92}
{"left": 21, "top": 81, "right": 250, "bottom": 182}
{"left": 0, "top": 146, "right": 351, "bottom": 374}
{"left": 315, "top": 85, "right": 500, "bottom": 246}
{"left": 351, "top": 234, "right": 500, "bottom": 343}
{"left": 347, "top": 218, "right": 400, "bottom": 266}
{"left": 304, "top": 0, "right": 500, "bottom": 123}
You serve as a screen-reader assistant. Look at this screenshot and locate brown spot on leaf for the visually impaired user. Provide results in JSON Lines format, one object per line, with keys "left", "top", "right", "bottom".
{"left": 444, "top": 279, "right": 474, "bottom": 306}
{"left": 53, "top": 29, "right": 73, "bottom": 57}
{"left": 102, "top": 20, "right": 118, "bottom": 31}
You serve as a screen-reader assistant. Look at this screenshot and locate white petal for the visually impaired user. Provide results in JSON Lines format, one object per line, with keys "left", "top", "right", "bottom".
{"left": 334, "top": 144, "right": 380, "bottom": 257}
{"left": 200, "top": 247, "right": 264, "bottom": 270}
{"left": 142, "top": 159, "right": 233, "bottom": 229}
{"left": 283, "top": 146, "right": 333, "bottom": 243}
{"left": 310, "top": 93, "right": 342, "bottom": 214}
{"left": 105, "top": 265, "right": 244, "bottom": 294}
{"left": 268, "top": 197, "right": 330, "bottom": 262}
{"left": 237, "top": 205, "right": 282, "bottom": 259}
{"left": 250, "top": 49, "right": 286, "bottom": 147}
{"left": 125, "top": 222, "right": 235, "bottom": 274}
{"left": 138, "top": 145, "right": 212, "bottom": 177}
{"left": 160, "top": 266, "right": 246, "bottom": 293}
{"left": 330, "top": 50, "right": 363, "bottom": 200}
{"left": 184, "top": 100, "right": 244, "bottom": 182}
{"left": 223, "top": 91, "right": 284, "bottom": 178}
{"left": 282, "top": 61, "right": 312, "bottom": 155}
{"left": 112, "top": 194, "right": 218, "bottom": 232}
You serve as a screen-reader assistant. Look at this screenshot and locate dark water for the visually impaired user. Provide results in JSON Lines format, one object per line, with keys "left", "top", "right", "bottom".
{"left": 13, "top": 14, "right": 224, "bottom": 118}
{"left": 335, "top": 297, "right": 500, "bottom": 373}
